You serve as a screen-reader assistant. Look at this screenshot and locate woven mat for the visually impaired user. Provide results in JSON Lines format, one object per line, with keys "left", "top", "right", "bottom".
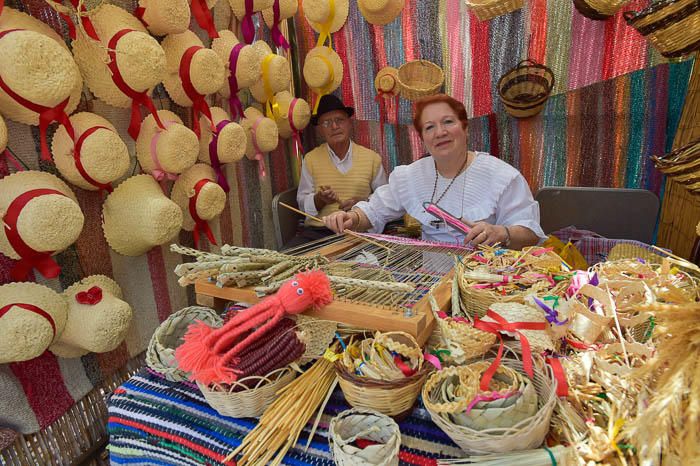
{"left": 107, "top": 368, "right": 464, "bottom": 465}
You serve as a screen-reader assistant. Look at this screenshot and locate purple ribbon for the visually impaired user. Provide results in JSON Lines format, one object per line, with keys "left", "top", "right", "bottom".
{"left": 533, "top": 296, "right": 568, "bottom": 326}
{"left": 588, "top": 273, "right": 599, "bottom": 310}
{"left": 241, "top": 0, "right": 256, "bottom": 43}
{"left": 270, "top": 0, "right": 290, "bottom": 50}
{"left": 228, "top": 44, "right": 245, "bottom": 121}
{"left": 209, "top": 120, "right": 231, "bottom": 193}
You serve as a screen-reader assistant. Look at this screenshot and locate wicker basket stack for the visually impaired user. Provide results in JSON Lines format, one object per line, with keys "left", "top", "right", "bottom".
{"left": 624, "top": 0, "right": 700, "bottom": 59}
{"left": 329, "top": 408, "right": 401, "bottom": 466}
{"left": 497, "top": 60, "right": 555, "bottom": 119}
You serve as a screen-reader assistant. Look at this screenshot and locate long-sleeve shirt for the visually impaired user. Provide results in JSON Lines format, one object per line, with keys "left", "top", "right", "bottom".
{"left": 297, "top": 142, "right": 388, "bottom": 217}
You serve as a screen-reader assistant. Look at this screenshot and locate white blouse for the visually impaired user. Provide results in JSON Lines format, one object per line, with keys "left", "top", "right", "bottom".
{"left": 354, "top": 152, "right": 546, "bottom": 244}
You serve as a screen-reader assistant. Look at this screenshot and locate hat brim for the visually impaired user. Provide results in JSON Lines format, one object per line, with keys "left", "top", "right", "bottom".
{"left": 311, "top": 105, "right": 354, "bottom": 126}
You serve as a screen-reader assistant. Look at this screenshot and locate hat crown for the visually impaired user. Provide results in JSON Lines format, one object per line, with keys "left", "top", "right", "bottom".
{"left": 378, "top": 74, "right": 397, "bottom": 92}
{"left": 311, "top": 94, "right": 354, "bottom": 125}
{"left": 188, "top": 48, "right": 226, "bottom": 96}
{"left": 361, "top": 0, "right": 391, "bottom": 13}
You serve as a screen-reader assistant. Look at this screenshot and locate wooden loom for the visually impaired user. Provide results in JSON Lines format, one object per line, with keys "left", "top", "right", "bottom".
{"left": 195, "top": 235, "right": 464, "bottom": 345}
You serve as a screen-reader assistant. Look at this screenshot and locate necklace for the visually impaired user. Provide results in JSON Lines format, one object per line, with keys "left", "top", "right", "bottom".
{"left": 430, "top": 153, "right": 470, "bottom": 205}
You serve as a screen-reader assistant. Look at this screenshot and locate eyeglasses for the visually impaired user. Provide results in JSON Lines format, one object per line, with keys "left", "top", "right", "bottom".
{"left": 319, "top": 117, "right": 349, "bottom": 128}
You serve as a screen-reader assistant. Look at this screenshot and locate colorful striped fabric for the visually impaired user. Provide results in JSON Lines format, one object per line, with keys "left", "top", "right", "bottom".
{"left": 108, "top": 368, "right": 464, "bottom": 466}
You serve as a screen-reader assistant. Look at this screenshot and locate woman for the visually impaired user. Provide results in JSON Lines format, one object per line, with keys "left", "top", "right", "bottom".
{"left": 323, "top": 94, "right": 545, "bottom": 249}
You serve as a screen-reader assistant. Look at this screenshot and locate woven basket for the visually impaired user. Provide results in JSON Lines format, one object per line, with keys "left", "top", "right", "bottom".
{"left": 422, "top": 358, "right": 556, "bottom": 454}
{"left": 430, "top": 312, "right": 497, "bottom": 365}
{"left": 573, "top": 0, "right": 631, "bottom": 20}
{"left": 329, "top": 408, "right": 401, "bottom": 466}
{"left": 295, "top": 314, "right": 338, "bottom": 362}
{"left": 197, "top": 366, "right": 296, "bottom": 418}
{"left": 624, "top": 0, "right": 700, "bottom": 59}
{"left": 146, "top": 306, "right": 222, "bottom": 382}
{"left": 396, "top": 60, "right": 444, "bottom": 101}
{"left": 497, "top": 59, "right": 554, "bottom": 119}
{"left": 465, "top": 0, "right": 524, "bottom": 21}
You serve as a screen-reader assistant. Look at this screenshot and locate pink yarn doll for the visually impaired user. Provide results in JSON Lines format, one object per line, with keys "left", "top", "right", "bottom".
{"left": 176, "top": 270, "right": 333, "bottom": 384}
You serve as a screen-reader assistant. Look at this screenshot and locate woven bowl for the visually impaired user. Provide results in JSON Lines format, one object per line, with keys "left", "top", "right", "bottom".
{"left": 197, "top": 366, "right": 297, "bottom": 418}
{"left": 146, "top": 306, "right": 222, "bottom": 381}
{"left": 497, "top": 59, "right": 554, "bottom": 119}
{"left": 396, "top": 60, "right": 444, "bottom": 101}
{"left": 624, "top": 0, "right": 700, "bottom": 59}
{"left": 330, "top": 408, "right": 401, "bottom": 466}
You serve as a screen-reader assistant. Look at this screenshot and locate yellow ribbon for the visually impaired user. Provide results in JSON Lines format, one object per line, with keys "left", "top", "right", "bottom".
{"left": 261, "top": 54, "right": 280, "bottom": 120}
{"left": 311, "top": 54, "right": 335, "bottom": 114}
{"left": 323, "top": 348, "right": 341, "bottom": 362}
{"left": 315, "top": 0, "right": 335, "bottom": 48}
{"left": 610, "top": 418, "right": 625, "bottom": 455}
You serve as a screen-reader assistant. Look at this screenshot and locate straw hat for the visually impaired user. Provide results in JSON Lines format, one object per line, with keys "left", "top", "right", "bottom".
{"left": 248, "top": 43, "right": 291, "bottom": 104}
{"left": 211, "top": 31, "right": 270, "bottom": 102}
{"left": 171, "top": 164, "right": 226, "bottom": 235}
{"left": 102, "top": 174, "right": 184, "bottom": 256}
{"left": 52, "top": 112, "right": 131, "bottom": 192}
{"left": 303, "top": 46, "right": 344, "bottom": 97}
{"left": 375, "top": 66, "right": 400, "bottom": 97}
{"left": 49, "top": 275, "right": 133, "bottom": 358}
{"left": 302, "top": 0, "right": 349, "bottom": 35}
{"left": 0, "top": 171, "right": 84, "bottom": 280}
{"left": 0, "top": 282, "right": 68, "bottom": 364}
{"left": 262, "top": 0, "right": 298, "bottom": 28}
{"left": 198, "top": 106, "right": 246, "bottom": 164}
{"left": 358, "top": 0, "right": 404, "bottom": 25}
{"left": 71, "top": 4, "right": 166, "bottom": 109}
{"left": 136, "top": 0, "right": 191, "bottom": 36}
{"left": 228, "top": 0, "right": 275, "bottom": 19}
{"left": 273, "top": 91, "right": 311, "bottom": 139}
{"left": 0, "top": 114, "right": 7, "bottom": 153}
{"left": 485, "top": 303, "right": 555, "bottom": 352}
{"left": 136, "top": 110, "right": 199, "bottom": 180}
{"left": 161, "top": 30, "right": 226, "bottom": 108}
{"left": 242, "top": 107, "right": 279, "bottom": 156}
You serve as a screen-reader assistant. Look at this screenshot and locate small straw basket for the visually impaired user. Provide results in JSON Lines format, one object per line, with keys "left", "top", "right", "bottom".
{"left": 329, "top": 408, "right": 401, "bottom": 466}
{"left": 497, "top": 60, "right": 555, "bottom": 119}
{"left": 396, "top": 60, "right": 444, "bottom": 101}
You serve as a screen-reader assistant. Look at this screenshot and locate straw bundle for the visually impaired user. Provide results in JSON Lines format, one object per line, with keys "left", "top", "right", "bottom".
{"left": 624, "top": 0, "right": 700, "bottom": 59}
{"left": 464, "top": 0, "right": 524, "bottom": 21}
{"left": 396, "top": 60, "right": 444, "bottom": 101}
{"left": 329, "top": 408, "right": 401, "bottom": 466}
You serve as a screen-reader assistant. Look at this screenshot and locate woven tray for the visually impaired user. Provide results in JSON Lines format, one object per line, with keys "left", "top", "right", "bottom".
{"left": 197, "top": 366, "right": 296, "bottom": 418}
{"left": 330, "top": 408, "right": 401, "bottom": 466}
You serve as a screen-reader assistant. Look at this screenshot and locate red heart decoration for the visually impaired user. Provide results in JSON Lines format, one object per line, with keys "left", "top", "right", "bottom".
{"left": 75, "top": 286, "right": 103, "bottom": 305}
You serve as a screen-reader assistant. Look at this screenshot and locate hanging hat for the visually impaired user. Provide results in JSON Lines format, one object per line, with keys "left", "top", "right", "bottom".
{"left": 0, "top": 171, "right": 84, "bottom": 281}
{"left": 136, "top": 110, "right": 199, "bottom": 181}
{"left": 262, "top": 0, "right": 298, "bottom": 50}
{"left": 249, "top": 43, "right": 291, "bottom": 116}
{"left": 102, "top": 174, "right": 184, "bottom": 256}
{"left": 71, "top": 4, "right": 167, "bottom": 140}
{"left": 303, "top": 46, "right": 344, "bottom": 114}
{"left": 162, "top": 30, "right": 225, "bottom": 138}
{"left": 302, "top": 0, "right": 349, "bottom": 45}
{"left": 228, "top": 0, "right": 274, "bottom": 43}
{"left": 274, "top": 91, "right": 310, "bottom": 139}
{"left": 375, "top": 66, "right": 400, "bottom": 97}
{"left": 170, "top": 163, "right": 226, "bottom": 247}
{"left": 49, "top": 275, "right": 133, "bottom": 358}
{"left": 358, "top": 0, "right": 404, "bottom": 25}
{"left": 0, "top": 24, "right": 80, "bottom": 160}
{"left": 0, "top": 113, "right": 7, "bottom": 153}
{"left": 135, "top": 0, "right": 191, "bottom": 36}
{"left": 198, "top": 106, "right": 246, "bottom": 192}
{"left": 241, "top": 107, "right": 279, "bottom": 177}
{"left": 0, "top": 282, "right": 68, "bottom": 364}
{"left": 51, "top": 112, "right": 131, "bottom": 193}
{"left": 310, "top": 94, "right": 354, "bottom": 125}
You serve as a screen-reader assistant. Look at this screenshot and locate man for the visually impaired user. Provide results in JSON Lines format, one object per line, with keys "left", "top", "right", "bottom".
{"left": 289, "top": 94, "right": 387, "bottom": 247}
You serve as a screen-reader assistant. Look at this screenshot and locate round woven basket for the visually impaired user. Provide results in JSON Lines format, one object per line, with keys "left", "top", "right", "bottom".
{"left": 497, "top": 59, "right": 554, "bottom": 119}
{"left": 624, "top": 0, "right": 700, "bottom": 59}
{"left": 465, "top": 0, "right": 524, "bottom": 21}
{"left": 422, "top": 357, "right": 556, "bottom": 454}
{"left": 430, "top": 313, "right": 496, "bottom": 365}
{"left": 146, "top": 306, "right": 222, "bottom": 381}
{"left": 396, "top": 60, "right": 444, "bottom": 101}
{"left": 573, "top": 0, "right": 631, "bottom": 20}
{"left": 329, "top": 408, "right": 401, "bottom": 466}
{"left": 197, "top": 366, "right": 296, "bottom": 418}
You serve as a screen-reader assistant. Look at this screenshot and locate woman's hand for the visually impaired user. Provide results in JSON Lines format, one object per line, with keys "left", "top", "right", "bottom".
{"left": 462, "top": 220, "right": 509, "bottom": 246}
{"left": 323, "top": 210, "right": 356, "bottom": 233}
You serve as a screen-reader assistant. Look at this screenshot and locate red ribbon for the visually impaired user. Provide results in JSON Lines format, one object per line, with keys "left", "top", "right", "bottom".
{"left": 179, "top": 46, "right": 215, "bottom": 139}
{"left": 1, "top": 149, "right": 25, "bottom": 172}
{"left": 0, "top": 29, "right": 75, "bottom": 162}
{"left": 0, "top": 0, "right": 4, "bottom": 16}
{"left": 73, "top": 126, "right": 114, "bottom": 192}
{"left": 250, "top": 116, "right": 266, "bottom": 178}
{"left": 107, "top": 29, "right": 166, "bottom": 140}
{"left": 545, "top": 357, "right": 569, "bottom": 397}
{"left": 133, "top": 6, "right": 148, "bottom": 28}
{"left": 190, "top": 0, "right": 219, "bottom": 39}
{"left": 188, "top": 179, "right": 218, "bottom": 248}
{"left": 393, "top": 354, "right": 416, "bottom": 377}
{"left": 473, "top": 309, "right": 547, "bottom": 390}
{"left": 270, "top": 0, "right": 290, "bottom": 50}
{"left": 0, "top": 303, "right": 57, "bottom": 337}
{"left": 208, "top": 120, "right": 231, "bottom": 192}
{"left": 241, "top": 0, "right": 256, "bottom": 44}
{"left": 75, "top": 286, "right": 103, "bottom": 305}
{"left": 3, "top": 188, "right": 67, "bottom": 281}
{"left": 50, "top": 0, "right": 100, "bottom": 41}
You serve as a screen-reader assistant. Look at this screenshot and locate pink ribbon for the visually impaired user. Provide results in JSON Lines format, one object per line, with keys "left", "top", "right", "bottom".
{"left": 270, "top": 0, "right": 290, "bottom": 50}
{"left": 250, "top": 116, "right": 266, "bottom": 178}
{"left": 227, "top": 44, "right": 245, "bottom": 121}
{"left": 465, "top": 390, "right": 521, "bottom": 415}
{"left": 208, "top": 120, "right": 231, "bottom": 192}
{"left": 241, "top": 0, "right": 256, "bottom": 43}
{"left": 150, "top": 121, "right": 179, "bottom": 181}
{"left": 288, "top": 97, "right": 303, "bottom": 168}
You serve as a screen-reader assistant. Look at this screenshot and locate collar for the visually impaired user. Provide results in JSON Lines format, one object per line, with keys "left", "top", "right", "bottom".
{"left": 327, "top": 141, "right": 353, "bottom": 163}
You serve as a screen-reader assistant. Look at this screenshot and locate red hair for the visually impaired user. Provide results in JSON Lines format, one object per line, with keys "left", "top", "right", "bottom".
{"left": 413, "top": 94, "right": 468, "bottom": 138}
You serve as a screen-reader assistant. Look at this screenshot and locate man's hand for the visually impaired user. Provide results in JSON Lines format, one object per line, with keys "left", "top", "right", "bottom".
{"left": 338, "top": 196, "right": 366, "bottom": 211}
{"left": 314, "top": 186, "right": 339, "bottom": 210}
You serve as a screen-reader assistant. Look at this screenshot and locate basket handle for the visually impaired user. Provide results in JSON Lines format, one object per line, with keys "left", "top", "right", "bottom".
{"left": 622, "top": 10, "right": 636, "bottom": 22}
{"left": 517, "top": 58, "right": 541, "bottom": 68}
